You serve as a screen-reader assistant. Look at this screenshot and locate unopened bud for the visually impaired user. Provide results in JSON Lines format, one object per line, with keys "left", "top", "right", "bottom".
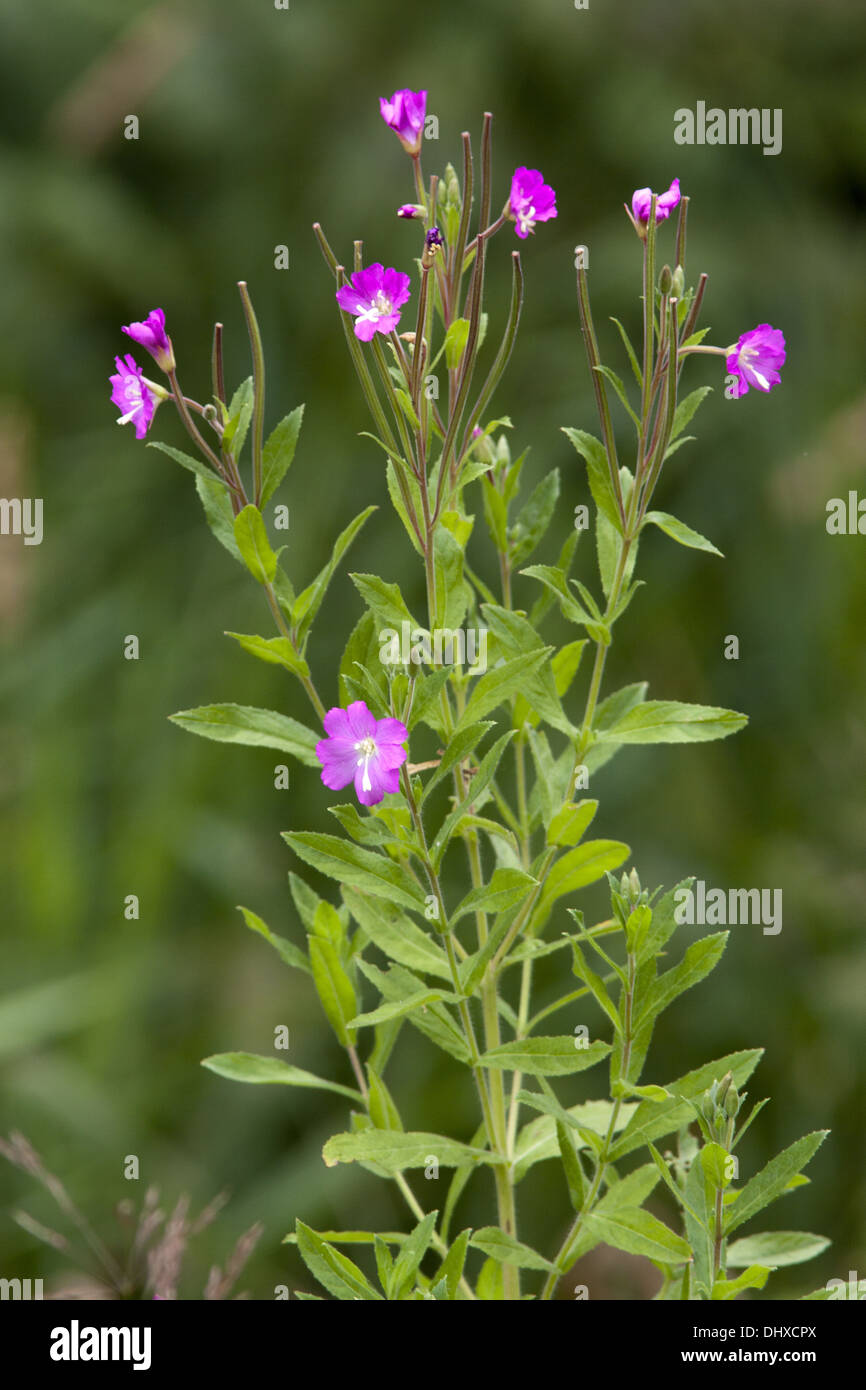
{"left": 716, "top": 1071, "right": 733, "bottom": 1106}
{"left": 671, "top": 265, "right": 685, "bottom": 298}
{"left": 724, "top": 1085, "right": 740, "bottom": 1118}
{"left": 422, "top": 225, "right": 444, "bottom": 268}
{"left": 398, "top": 203, "right": 426, "bottom": 220}
{"left": 658, "top": 264, "right": 673, "bottom": 295}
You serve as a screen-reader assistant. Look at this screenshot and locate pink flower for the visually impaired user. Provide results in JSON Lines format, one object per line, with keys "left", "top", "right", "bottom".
{"left": 508, "top": 167, "right": 557, "bottom": 240}
{"left": 335, "top": 263, "right": 411, "bottom": 342}
{"left": 316, "top": 701, "right": 408, "bottom": 807}
{"left": 109, "top": 354, "right": 160, "bottom": 439}
{"left": 379, "top": 89, "right": 427, "bottom": 155}
{"left": 122, "top": 308, "right": 175, "bottom": 372}
{"left": 726, "top": 324, "right": 786, "bottom": 398}
{"left": 631, "top": 178, "right": 681, "bottom": 226}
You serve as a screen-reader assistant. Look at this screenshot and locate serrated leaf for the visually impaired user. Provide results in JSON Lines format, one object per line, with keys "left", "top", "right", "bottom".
{"left": 562, "top": 427, "right": 622, "bottom": 532}
{"left": 201, "top": 1052, "right": 361, "bottom": 1100}
{"left": 510, "top": 469, "right": 560, "bottom": 565}
{"left": 597, "top": 700, "right": 748, "bottom": 745}
{"left": 434, "top": 1229, "right": 471, "bottom": 1301}
{"left": 639, "top": 933, "right": 728, "bottom": 1024}
{"left": 581, "top": 1207, "right": 690, "bottom": 1265}
{"left": 195, "top": 472, "right": 243, "bottom": 563}
{"left": 349, "top": 989, "right": 458, "bottom": 1030}
{"left": 322, "top": 1130, "right": 500, "bottom": 1173}
{"left": 225, "top": 631, "right": 309, "bottom": 678}
{"left": 478, "top": 1037, "right": 611, "bottom": 1077}
{"left": 233, "top": 504, "right": 277, "bottom": 584}
{"left": 295, "top": 1221, "right": 383, "bottom": 1300}
{"left": 444, "top": 317, "right": 471, "bottom": 369}
{"left": 724, "top": 1131, "right": 830, "bottom": 1235}
{"left": 451, "top": 867, "right": 538, "bottom": 924}
{"left": 284, "top": 833, "right": 426, "bottom": 913}
{"left": 726, "top": 1230, "right": 831, "bottom": 1270}
{"left": 712, "top": 1265, "right": 771, "bottom": 1300}
{"left": 261, "top": 405, "right": 303, "bottom": 503}
{"left": 237, "top": 905, "right": 310, "bottom": 974}
{"left": 470, "top": 1228, "right": 557, "bottom": 1272}
{"left": 610, "top": 1049, "right": 764, "bottom": 1160}
{"left": 670, "top": 386, "right": 712, "bottom": 441}
{"left": 308, "top": 935, "right": 358, "bottom": 1047}
{"left": 532, "top": 840, "right": 631, "bottom": 933}
{"left": 342, "top": 887, "right": 450, "bottom": 980}
{"left": 147, "top": 440, "right": 217, "bottom": 485}
{"left": 170, "top": 703, "right": 320, "bottom": 764}
{"left": 455, "top": 651, "right": 551, "bottom": 733}
{"left": 643, "top": 510, "right": 722, "bottom": 557}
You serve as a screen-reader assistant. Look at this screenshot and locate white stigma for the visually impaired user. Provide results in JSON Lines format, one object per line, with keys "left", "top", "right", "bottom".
{"left": 355, "top": 735, "right": 378, "bottom": 793}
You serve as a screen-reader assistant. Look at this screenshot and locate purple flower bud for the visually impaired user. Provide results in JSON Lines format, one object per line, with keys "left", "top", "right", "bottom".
{"left": 507, "top": 167, "right": 558, "bottom": 240}
{"left": 398, "top": 204, "right": 425, "bottom": 219}
{"left": 109, "top": 354, "right": 160, "bottom": 439}
{"left": 316, "top": 700, "right": 408, "bottom": 806}
{"left": 725, "top": 323, "right": 786, "bottom": 398}
{"left": 335, "top": 263, "right": 412, "bottom": 342}
{"left": 121, "top": 308, "right": 175, "bottom": 372}
{"left": 379, "top": 89, "right": 427, "bottom": 156}
{"left": 631, "top": 178, "right": 681, "bottom": 227}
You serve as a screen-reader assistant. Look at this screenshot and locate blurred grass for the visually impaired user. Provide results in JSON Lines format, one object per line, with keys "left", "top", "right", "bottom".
{"left": 0, "top": 0, "right": 864, "bottom": 1298}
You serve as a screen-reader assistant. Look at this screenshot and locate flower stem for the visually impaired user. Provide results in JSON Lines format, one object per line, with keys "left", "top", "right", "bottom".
{"left": 237, "top": 282, "right": 266, "bottom": 506}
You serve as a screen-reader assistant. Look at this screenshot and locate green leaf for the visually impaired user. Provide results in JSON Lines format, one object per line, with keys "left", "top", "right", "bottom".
{"left": 308, "top": 936, "right": 358, "bottom": 1047}
{"left": 521, "top": 563, "right": 592, "bottom": 627}
{"left": 195, "top": 472, "right": 243, "bottom": 564}
{"left": 597, "top": 700, "right": 748, "bottom": 745}
{"left": 233, "top": 504, "right": 277, "bottom": 584}
{"left": 349, "top": 990, "right": 458, "bottom": 1030}
{"left": 670, "top": 385, "right": 712, "bottom": 441}
{"left": 366, "top": 1065, "right": 404, "bottom": 1132}
{"left": 386, "top": 458, "right": 423, "bottom": 555}
{"left": 170, "top": 703, "right": 320, "bottom": 764}
{"left": 726, "top": 1230, "right": 831, "bottom": 1270}
{"left": 639, "top": 933, "right": 729, "bottom": 1024}
{"left": 581, "top": 1207, "right": 690, "bottom": 1266}
{"left": 225, "top": 631, "right": 309, "bottom": 679}
{"left": 724, "top": 1132, "right": 830, "bottom": 1235}
{"left": 284, "top": 833, "right": 426, "bottom": 913}
{"left": 420, "top": 721, "right": 495, "bottom": 800}
{"left": 261, "top": 405, "right": 303, "bottom": 504}
{"left": 450, "top": 867, "right": 538, "bottom": 924}
{"left": 476, "top": 1257, "right": 504, "bottom": 1300}
{"left": 322, "top": 1130, "right": 500, "bottom": 1173}
{"left": 513, "top": 1098, "right": 631, "bottom": 1183}
{"left": 201, "top": 1052, "right": 361, "bottom": 1101}
{"left": 434, "top": 1230, "right": 471, "bottom": 1301}
{"left": 562, "top": 427, "right": 622, "bottom": 532}
{"left": 147, "top": 440, "right": 217, "bottom": 485}
{"left": 610, "top": 1049, "right": 764, "bottom": 1160}
{"left": 470, "top": 1228, "right": 558, "bottom": 1273}
{"left": 609, "top": 317, "right": 642, "bottom": 387}
{"left": 642, "top": 510, "right": 722, "bottom": 557}
{"left": 432, "top": 523, "right": 469, "bottom": 632}
{"left": 350, "top": 572, "right": 419, "bottom": 634}
{"left": 357, "top": 961, "right": 470, "bottom": 1065}
{"left": 223, "top": 377, "right": 253, "bottom": 458}
{"left": 593, "top": 365, "right": 640, "bottom": 429}
{"left": 571, "top": 942, "right": 622, "bottom": 1034}
{"left": 295, "top": 1221, "right": 383, "bottom": 1301}
{"left": 510, "top": 469, "right": 560, "bottom": 565}
{"left": 444, "top": 317, "right": 471, "bottom": 369}
{"left": 455, "top": 651, "right": 552, "bottom": 734}
{"left": 478, "top": 1037, "right": 611, "bottom": 1077}
{"left": 293, "top": 506, "right": 377, "bottom": 640}
{"left": 711, "top": 1265, "right": 772, "bottom": 1300}
{"left": 557, "top": 1122, "right": 586, "bottom": 1212}
{"left": 237, "top": 905, "right": 310, "bottom": 974}
{"left": 532, "top": 840, "right": 631, "bottom": 933}
{"left": 342, "top": 887, "right": 450, "bottom": 980}
{"left": 431, "top": 730, "right": 516, "bottom": 869}
{"left": 390, "top": 1210, "right": 438, "bottom": 1297}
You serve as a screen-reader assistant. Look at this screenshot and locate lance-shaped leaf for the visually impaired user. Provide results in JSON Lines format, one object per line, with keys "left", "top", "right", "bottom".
{"left": 223, "top": 376, "right": 253, "bottom": 457}
{"left": 431, "top": 731, "right": 516, "bottom": 870}
{"left": 562, "top": 427, "right": 623, "bottom": 532}
{"left": 432, "top": 523, "right": 470, "bottom": 632}
{"left": 724, "top": 1131, "right": 830, "bottom": 1235}
{"left": 196, "top": 472, "right": 243, "bottom": 563}
{"left": 637, "top": 932, "right": 729, "bottom": 1026}
{"left": 233, "top": 504, "right": 278, "bottom": 584}
{"left": 201, "top": 1052, "right": 361, "bottom": 1101}
{"left": 342, "top": 887, "right": 450, "bottom": 980}
{"left": 450, "top": 867, "right": 538, "bottom": 925}
{"left": 147, "top": 440, "right": 216, "bottom": 485}
{"left": 670, "top": 385, "right": 712, "bottom": 441}
{"left": 170, "top": 703, "right": 320, "bottom": 764}
{"left": 726, "top": 1230, "right": 831, "bottom": 1270}
{"left": 470, "top": 1228, "right": 558, "bottom": 1273}
{"left": 322, "top": 1129, "right": 501, "bottom": 1173}
{"left": 454, "top": 650, "right": 552, "bottom": 734}
{"left": 358, "top": 960, "right": 470, "bottom": 1064}
{"left": 580, "top": 1207, "right": 690, "bottom": 1267}
{"left": 510, "top": 469, "right": 560, "bottom": 566}
{"left": 261, "top": 405, "right": 303, "bottom": 503}
{"left": 642, "top": 510, "right": 722, "bottom": 556}
{"left": 295, "top": 1221, "right": 383, "bottom": 1301}
{"left": 520, "top": 563, "right": 592, "bottom": 627}
{"left": 390, "top": 1210, "right": 439, "bottom": 1298}
{"left": 597, "top": 700, "right": 748, "bottom": 745}
{"left": 293, "top": 506, "right": 377, "bottom": 641}
{"left": 348, "top": 989, "right": 460, "bottom": 1030}
{"left": 284, "top": 832, "right": 427, "bottom": 912}
{"left": 238, "top": 905, "right": 310, "bottom": 975}
{"left": 350, "top": 572, "right": 420, "bottom": 634}
{"left": 225, "top": 632, "right": 310, "bottom": 679}
{"left": 478, "top": 1036, "right": 611, "bottom": 1077}
{"left": 711, "top": 1266, "right": 772, "bottom": 1300}
{"left": 433, "top": 1230, "right": 471, "bottom": 1301}
{"left": 531, "top": 840, "right": 631, "bottom": 934}
{"left": 308, "top": 935, "right": 359, "bottom": 1047}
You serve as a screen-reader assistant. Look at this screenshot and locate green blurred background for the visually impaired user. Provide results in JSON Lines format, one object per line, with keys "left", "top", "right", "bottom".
{"left": 1, "top": 0, "right": 864, "bottom": 1299}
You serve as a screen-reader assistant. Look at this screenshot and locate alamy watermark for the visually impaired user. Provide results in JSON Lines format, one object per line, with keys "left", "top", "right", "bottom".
{"left": 379, "top": 622, "right": 488, "bottom": 674}
{"left": 674, "top": 103, "right": 782, "bottom": 157}
{"left": 0, "top": 497, "right": 43, "bottom": 545}
{"left": 674, "top": 879, "right": 783, "bottom": 935}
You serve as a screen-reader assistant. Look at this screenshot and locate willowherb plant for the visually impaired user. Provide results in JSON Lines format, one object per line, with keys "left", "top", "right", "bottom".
{"left": 110, "top": 89, "right": 829, "bottom": 1301}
